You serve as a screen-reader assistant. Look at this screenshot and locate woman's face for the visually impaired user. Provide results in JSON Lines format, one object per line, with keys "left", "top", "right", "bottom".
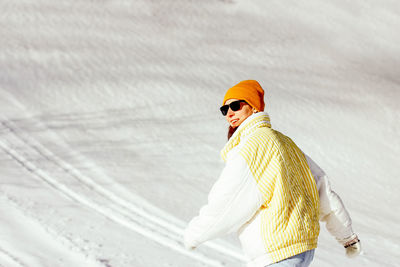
{"left": 225, "top": 98, "right": 254, "bottom": 128}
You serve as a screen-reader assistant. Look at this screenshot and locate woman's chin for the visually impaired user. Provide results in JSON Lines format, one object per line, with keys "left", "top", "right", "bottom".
{"left": 230, "top": 122, "right": 239, "bottom": 128}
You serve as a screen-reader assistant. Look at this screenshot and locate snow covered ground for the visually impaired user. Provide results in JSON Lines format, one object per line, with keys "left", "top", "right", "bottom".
{"left": 1, "top": 0, "right": 399, "bottom": 266}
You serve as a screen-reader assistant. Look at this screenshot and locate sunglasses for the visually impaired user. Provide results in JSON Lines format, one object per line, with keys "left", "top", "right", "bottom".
{"left": 220, "top": 100, "right": 246, "bottom": 116}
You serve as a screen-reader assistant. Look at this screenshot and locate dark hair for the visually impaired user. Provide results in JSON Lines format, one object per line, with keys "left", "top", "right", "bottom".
{"left": 227, "top": 125, "right": 237, "bottom": 140}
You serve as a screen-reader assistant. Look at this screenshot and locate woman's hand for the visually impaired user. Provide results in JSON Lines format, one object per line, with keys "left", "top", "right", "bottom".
{"left": 344, "top": 236, "right": 361, "bottom": 258}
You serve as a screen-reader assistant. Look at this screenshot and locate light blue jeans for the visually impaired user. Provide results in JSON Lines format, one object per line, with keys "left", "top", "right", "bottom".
{"left": 268, "top": 249, "right": 315, "bottom": 267}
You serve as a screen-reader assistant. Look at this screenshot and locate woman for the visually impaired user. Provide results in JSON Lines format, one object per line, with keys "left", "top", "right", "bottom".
{"left": 184, "top": 80, "right": 361, "bottom": 267}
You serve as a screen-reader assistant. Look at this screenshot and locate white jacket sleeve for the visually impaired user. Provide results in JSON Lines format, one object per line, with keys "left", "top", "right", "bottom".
{"left": 184, "top": 150, "right": 264, "bottom": 249}
{"left": 305, "top": 155, "right": 356, "bottom": 244}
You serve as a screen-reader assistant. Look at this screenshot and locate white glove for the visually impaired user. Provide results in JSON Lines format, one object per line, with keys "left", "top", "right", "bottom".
{"left": 344, "top": 236, "right": 361, "bottom": 258}
{"left": 184, "top": 244, "right": 196, "bottom": 251}
{"left": 183, "top": 230, "right": 198, "bottom": 251}
{"left": 183, "top": 236, "right": 196, "bottom": 251}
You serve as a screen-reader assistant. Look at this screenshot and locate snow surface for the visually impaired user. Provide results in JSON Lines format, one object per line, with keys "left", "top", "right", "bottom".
{"left": 1, "top": 0, "right": 399, "bottom": 266}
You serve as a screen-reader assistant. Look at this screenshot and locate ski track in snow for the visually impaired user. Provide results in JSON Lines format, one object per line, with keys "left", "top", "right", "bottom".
{"left": 0, "top": 245, "right": 28, "bottom": 267}
{"left": 0, "top": 118, "right": 245, "bottom": 267}
{"left": 0, "top": 192, "right": 109, "bottom": 267}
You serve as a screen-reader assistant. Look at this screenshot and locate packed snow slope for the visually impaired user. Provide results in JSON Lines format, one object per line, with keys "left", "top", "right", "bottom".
{"left": 1, "top": 0, "right": 399, "bottom": 266}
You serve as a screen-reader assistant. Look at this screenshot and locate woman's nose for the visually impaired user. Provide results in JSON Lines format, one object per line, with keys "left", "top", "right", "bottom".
{"left": 226, "top": 108, "right": 234, "bottom": 116}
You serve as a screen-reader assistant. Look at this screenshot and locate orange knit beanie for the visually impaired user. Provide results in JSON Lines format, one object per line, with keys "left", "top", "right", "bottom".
{"left": 223, "top": 80, "right": 265, "bottom": 111}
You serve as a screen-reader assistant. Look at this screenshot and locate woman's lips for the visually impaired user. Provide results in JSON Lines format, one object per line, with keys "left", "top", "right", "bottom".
{"left": 230, "top": 119, "right": 239, "bottom": 124}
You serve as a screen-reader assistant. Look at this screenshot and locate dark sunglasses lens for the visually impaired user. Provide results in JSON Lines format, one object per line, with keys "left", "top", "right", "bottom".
{"left": 220, "top": 105, "right": 229, "bottom": 116}
{"left": 220, "top": 101, "right": 244, "bottom": 116}
{"left": 230, "top": 101, "right": 242, "bottom": 111}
